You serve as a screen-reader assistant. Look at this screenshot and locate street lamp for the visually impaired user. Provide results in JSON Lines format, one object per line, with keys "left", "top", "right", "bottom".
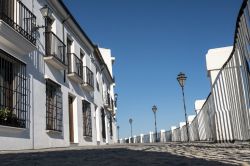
{"left": 40, "top": 5, "right": 53, "bottom": 19}
{"left": 152, "top": 105, "right": 158, "bottom": 142}
{"left": 114, "top": 93, "right": 118, "bottom": 107}
{"left": 117, "top": 125, "right": 120, "bottom": 143}
{"left": 129, "top": 118, "right": 133, "bottom": 138}
{"left": 32, "top": 5, "right": 54, "bottom": 32}
{"left": 177, "top": 72, "right": 189, "bottom": 142}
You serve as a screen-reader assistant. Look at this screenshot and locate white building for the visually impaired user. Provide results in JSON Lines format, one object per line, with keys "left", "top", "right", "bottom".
{"left": 0, "top": 0, "right": 117, "bottom": 150}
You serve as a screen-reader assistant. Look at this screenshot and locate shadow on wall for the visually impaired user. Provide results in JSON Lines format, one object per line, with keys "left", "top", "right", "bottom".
{"left": 0, "top": 127, "right": 30, "bottom": 139}
{"left": 46, "top": 131, "right": 64, "bottom": 140}
{"left": 0, "top": 148, "right": 231, "bottom": 166}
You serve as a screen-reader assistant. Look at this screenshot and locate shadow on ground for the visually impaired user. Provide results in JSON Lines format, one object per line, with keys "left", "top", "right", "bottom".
{"left": 0, "top": 148, "right": 233, "bottom": 166}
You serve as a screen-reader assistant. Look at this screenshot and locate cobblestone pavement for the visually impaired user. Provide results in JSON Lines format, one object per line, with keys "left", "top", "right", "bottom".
{"left": 0, "top": 142, "right": 249, "bottom": 166}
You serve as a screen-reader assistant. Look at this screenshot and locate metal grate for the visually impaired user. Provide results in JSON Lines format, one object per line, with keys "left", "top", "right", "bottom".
{"left": 0, "top": 49, "right": 29, "bottom": 128}
{"left": 68, "top": 53, "right": 83, "bottom": 79}
{"left": 82, "top": 100, "right": 92, "bottom": 137}
{"left": 45, "top": 31, "right": 66, "bottom": 65}
{"left": 0, "top": 0, "right": 36, "bottom": 45}
{"left": 83, "top": 66, "right": 94, "bottom": 88}
{"left": 46, "top": 79, "right": 62, "bottom": 132}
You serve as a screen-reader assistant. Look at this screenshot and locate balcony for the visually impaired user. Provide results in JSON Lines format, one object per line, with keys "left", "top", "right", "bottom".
{"left": 0, "top": 0, "right": 36, "bottom": 54}
{"left": 111, "top": 98, "right": 114, "bottom": 111}
{"left": 44, "top": 31, "right": 67, "bottom": 70}
{"left": 104, "top": 92, "right": 112, "bottom": 111}
{"left": 82, "top": 66, "right": 94, "bottom": 91}
{"left": 67, "top": 53, "right": 83, "bottom": 83}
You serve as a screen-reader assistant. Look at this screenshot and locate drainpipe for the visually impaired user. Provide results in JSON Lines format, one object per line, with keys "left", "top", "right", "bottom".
{"left": 32, "top": 75, "right": 35, "bottom": 149}
{"left": 62, "top": 15, "right": 70, "bottom": 83}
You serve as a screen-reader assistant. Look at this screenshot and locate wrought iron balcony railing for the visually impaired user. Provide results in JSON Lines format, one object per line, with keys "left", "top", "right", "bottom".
{"left": 45, "top": 31, "right": 67, "bottom": 68}
{"left": 104, "top": 91, "right": 111, "bottom": 107}
{"left": 82, "top": 66, "right": 94, "bottom": 89}
{"left": 111, "top": 98, "right": 114, "bottom": 111}
{"left": 0, "top": 0, "right": 36, "bottom": 45}
{"left": 68, "top": 53, "right": 83, "bottom": 81}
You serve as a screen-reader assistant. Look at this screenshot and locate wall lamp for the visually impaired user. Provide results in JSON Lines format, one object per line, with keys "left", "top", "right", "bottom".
{"left": 32, "top": 5, "right": 54, "bottom": 32}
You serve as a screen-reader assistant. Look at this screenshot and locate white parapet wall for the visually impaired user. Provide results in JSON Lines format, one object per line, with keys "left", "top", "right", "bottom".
{"left": 188, "top": 115, "right": 196, "bottom": 124}
{"left": 149, "top": 132, "right": 154, "bottom": 143}
{"left": 140, "top": 134, "right": 144, "bottom": 143}
{"left": 195, "top": 100, "right": 206, "bottom": 114}
{"left": 160, "top": 129, "right": 166, "bottom": 142}
{"left": 179, "top": 122, "right": 186, "bottom": 128}
{"left": 206, "top": 46, "right": 233, "bottom": 85}
{"left": 133, "top": 135, "right": 137, "bottom": 143}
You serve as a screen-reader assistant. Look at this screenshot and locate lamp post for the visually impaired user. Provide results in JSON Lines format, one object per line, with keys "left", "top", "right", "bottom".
{"left": 117, "top": 125, "right": 120, "bottom": 143}
{"left": 152, "top": 105, "right": 158, "bottom": 142}
{"left": 177, "top": 72, "right": 189, "bottom": 142}
{"left": 129, "top": 118, "right": 133, "bottom": 138}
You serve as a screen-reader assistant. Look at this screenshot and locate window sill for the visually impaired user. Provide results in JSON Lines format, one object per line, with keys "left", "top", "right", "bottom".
{"left": 46, "top": 130, "right": 62, "bottom": 134}
{"left": 0, "top": 125, "right": 27, "bottom": 131}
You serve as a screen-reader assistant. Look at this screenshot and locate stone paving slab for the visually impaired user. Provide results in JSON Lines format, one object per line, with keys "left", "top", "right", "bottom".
{"left": 0, "top": 143, "right": 249, "bottom": 166}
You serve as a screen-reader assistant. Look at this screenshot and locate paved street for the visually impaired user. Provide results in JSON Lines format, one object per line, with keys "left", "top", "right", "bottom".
{"left": 0, "top": 142, "right": 249, "bottom": 166}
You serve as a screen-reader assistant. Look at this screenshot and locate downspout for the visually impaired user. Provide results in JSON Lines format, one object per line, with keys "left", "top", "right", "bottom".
{"left": 32, "top": 0, "right": 35, "bottom": 150}
{"left": 62, "top": 15, "right": 70, "bottom": 83}
{"left": 32, "top": 74, "right": 34, "bottom": 149}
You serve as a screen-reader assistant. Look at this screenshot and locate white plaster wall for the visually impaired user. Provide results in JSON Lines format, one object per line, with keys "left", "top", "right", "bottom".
{"left": 99, "top": 48, "right": 113, "bottom": 77}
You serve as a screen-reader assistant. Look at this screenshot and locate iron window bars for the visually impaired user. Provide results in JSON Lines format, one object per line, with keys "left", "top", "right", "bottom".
{"left": 0, "top": 0, "right": 36, "bottom": 45}
{"left": 82, "top": 100, "right": 92, "bottom": 137}
{"left": 104, "top": 91, "right": 111, "bottom": 108}
{"left": 46, "top": 79, "right": 63, "bottom": 132}
{"left": 0, "top": 49, "right": 29, "bottom": 128}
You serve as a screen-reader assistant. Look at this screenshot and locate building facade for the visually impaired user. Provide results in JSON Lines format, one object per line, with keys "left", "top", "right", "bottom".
{"left": 0, "top": 0, "right": 117, "bottom": 150}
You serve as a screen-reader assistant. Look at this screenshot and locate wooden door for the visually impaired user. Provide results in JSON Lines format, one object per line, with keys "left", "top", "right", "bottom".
{"left": 68, "top": 96, "right": 74, "bottom": 143}
{"left": 101, "top": 108, "right": 106, "bottom": 139}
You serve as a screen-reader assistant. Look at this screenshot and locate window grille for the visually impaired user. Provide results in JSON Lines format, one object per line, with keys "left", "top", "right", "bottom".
{"left": 0, "top": 49, "right": 29, "bottom": 128}
{"left": 82, "top": 100, "right": 92, "bottom": 137}
{"left": 46, "top": 79, "right": 63, "bottom": 132}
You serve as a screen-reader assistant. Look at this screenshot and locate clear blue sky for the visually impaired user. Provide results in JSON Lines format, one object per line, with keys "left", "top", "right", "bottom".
{"left": 63, "top": 0, "right": 242, "bottom": 138}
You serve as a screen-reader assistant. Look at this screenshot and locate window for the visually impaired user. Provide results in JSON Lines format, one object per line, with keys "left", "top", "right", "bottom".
{"left": 46, "top": 79, "right": 63, "bottom": 132}
{"left": 82, "top": 100, "right": 92, "bottom": 137}
{"left": 0, "top": 50, "right": 29, "bottom": 128}
{"left": 109, "top": 114, "right": 113, "bottom": 137}
{"left": 67, "top": 37, "right": 73, "bottom": 54}
{"left": 96, "top": 70, "right": 100, "bottom": 92}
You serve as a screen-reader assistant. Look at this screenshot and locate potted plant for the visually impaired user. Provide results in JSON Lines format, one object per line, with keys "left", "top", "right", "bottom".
{"left": 0, "top": 108, "right": 11, "bottom": 121}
